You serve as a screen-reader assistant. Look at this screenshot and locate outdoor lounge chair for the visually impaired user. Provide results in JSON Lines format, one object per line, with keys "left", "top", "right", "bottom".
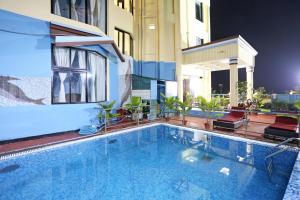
{"left": 213, "top": 107, "right": 246, "bottom": 129}
{"left": 264, "top": 116, "right": 299, "bottom": 140}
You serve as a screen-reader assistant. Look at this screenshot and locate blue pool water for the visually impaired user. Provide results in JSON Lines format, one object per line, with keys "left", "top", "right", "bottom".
{"left": 0, "top": 124, "right": 298, "bottom": 200}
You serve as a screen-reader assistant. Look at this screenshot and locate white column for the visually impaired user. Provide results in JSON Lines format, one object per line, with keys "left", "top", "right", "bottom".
{"left": 229, "top": 59, "right": 239, "bottom": 106}
{"left": 177, "top": 71, "right": 184, "bottom": 101}
{"left": 246, "top": 66, "right": 254, "bottom": 100}
{"left": 204, "top": 69, "right": 211, "bottom": 101}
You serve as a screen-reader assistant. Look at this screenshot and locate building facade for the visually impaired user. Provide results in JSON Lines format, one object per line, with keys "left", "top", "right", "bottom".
{"left": 0, "top": 0, "right": 256, "bottom": 141}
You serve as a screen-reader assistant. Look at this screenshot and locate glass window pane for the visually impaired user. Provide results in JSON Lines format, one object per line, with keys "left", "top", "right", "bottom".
{"left": 124, "top": 33, "right": 131, "bottom": 56}
{"left": 53, "top": 0, "right": 70, "bottom": 18}
{"left": 71, "top": 0, "right": 86, "bottom": 23}
{"left": 53, "top": 71, "right": 69, "bottom": 103}
{"left": 70, "top": 72, "right": 86, "bottom": 103}
{"left": 71, "top": 49, "right": 86, "bottom": 69}
{"left": 53, "top": 47, "right": 70, "bottom": 68}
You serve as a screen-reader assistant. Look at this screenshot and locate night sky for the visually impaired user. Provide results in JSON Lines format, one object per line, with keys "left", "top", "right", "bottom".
{"left": 210, "top": 0, "right": 300, "bottom": 93}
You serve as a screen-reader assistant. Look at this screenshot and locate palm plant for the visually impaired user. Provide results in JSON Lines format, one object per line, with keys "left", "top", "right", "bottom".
{"left": 98, "top": 101, "right": 119, "bottom": 125}
{"left": 197, "top": 96, "right": 220, "bottom": 127}
{"left": 177, "top": 99, "right": 192, "bottom": 125}
{"left": 124, "top": 96, "right": 147, "bottom": 120}
{"left": 160, "top": 93, "right": 177, "bottom": 120}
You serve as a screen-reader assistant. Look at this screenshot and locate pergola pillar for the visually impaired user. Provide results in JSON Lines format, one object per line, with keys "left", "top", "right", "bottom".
{"left": 177, "top": 65, "right": 184, "bottom": 101}
{"left": 229, "top": 58, "right": 239, "bottom": 106}
{"left": 246, "top": 66, "right": 254, "bottom": 100}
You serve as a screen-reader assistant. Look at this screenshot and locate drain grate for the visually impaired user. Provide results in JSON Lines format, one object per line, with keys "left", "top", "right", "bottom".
{"left": 0, "top": 164, "right": 20, "bottom": 174}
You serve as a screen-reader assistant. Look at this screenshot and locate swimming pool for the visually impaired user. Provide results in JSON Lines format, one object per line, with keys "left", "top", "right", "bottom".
{"left": 0, "top": 124, "right": 298, "bottom": 200}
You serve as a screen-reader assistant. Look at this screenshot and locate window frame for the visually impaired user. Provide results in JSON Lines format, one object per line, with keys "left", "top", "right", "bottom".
{"left": 114, "top": 0, "right": 133, "bottom": 14}
{"left": 51, "top": 0, "right": 107, "bottom": 34}
{"left": 51, "top": 45, "right": 107, "bottom": 105}
{"left": 115, "top": 28, "right": 133, "bottom": 56}
{"left": 195, "top": 1, "right": 203, "bottom": 22}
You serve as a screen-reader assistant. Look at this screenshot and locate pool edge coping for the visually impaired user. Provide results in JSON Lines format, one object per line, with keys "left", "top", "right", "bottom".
{"left": 0, "top": 122, "right": 299, "bottom": 199}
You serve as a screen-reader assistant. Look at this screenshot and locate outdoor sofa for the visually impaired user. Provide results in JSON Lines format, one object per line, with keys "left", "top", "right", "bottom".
{"left": 264, "top": 116, "right": 299, "bottom": 140}
{"left": 213, "top": 107, "right": 247, "bottom": 130}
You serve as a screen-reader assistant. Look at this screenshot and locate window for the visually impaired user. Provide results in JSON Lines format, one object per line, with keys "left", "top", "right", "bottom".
{"left": 52, "top": 0, "right": 107, "bottom": 32}
{"left": 52, "top": 46, "right": 106, "bottom": 104}
{"left": 196, "top": 37, "right": 204, "bottom": 45}
{"left": 114, "top": 28, "right": 133, "bottom": 56}
{"left": 195, "top": 1, "right": 203, "bottom": 22}
{"left": 114, "top": 0, "right": 133, "bottom": 14}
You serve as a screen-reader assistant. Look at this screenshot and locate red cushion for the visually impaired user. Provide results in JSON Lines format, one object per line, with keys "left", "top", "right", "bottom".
{"left": 218, "top": 115, "right": 243, "bottom": 122}
{"left": 230, "top": 107, "right": 245, "bottom": 118}
{"left": 270, "top": 122, "right": 297, "bottom": 132}
{"left": 275, "top": 116, "right": 298, "bottom": 125}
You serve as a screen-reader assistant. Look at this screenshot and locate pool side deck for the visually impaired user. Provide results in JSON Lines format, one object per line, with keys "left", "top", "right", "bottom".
{"left": 1, "top": 113, "right": 296, "bottom": 156}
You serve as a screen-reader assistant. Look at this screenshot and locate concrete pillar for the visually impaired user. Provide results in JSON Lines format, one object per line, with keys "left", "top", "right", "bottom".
{"left": 174, "top": 0, "right": 183, "bottom": 100}
{"left": 246, "top": 66, "right": 254, "bottom": 100}
{"left": 177, "top": 67, "right": 184, "bottom": 101}
{"left": 204, "top": 69, "right": 211, "bottom": 101}
{"left": 229, "top": 58, "right": 239, "bottom": 106}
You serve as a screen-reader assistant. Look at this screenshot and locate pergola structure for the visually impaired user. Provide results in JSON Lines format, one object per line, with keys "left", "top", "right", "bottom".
{"left": 179, "top": 35, "right": 258, "bottom": 106}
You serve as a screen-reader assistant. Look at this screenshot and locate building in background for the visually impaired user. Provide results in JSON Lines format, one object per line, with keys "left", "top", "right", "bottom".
{"left": 0, "top": 0, "right": 257, "bottom": 140}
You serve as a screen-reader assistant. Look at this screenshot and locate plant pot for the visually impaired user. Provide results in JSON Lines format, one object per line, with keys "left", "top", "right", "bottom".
{"left": 183, "top": 120, "right": 188, "bottom": 125}
{"left": 204, "top": 122, "right": 210, "bottom": 129}
{"left": 132, "top": 113, "right": 143, "bottom": 121}
{"left": 166, "top": 117, "right": 170, "bottom": 122}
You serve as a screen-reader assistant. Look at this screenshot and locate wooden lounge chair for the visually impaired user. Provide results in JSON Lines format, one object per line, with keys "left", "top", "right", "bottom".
{"left": 264, "top": 116, "right": 299, "bottom": 140}
{"left": 213, "top": 107, "right": 246, "bottom": 130}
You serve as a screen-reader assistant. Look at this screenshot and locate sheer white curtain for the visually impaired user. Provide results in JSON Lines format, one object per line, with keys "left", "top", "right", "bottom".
{"left": 98, "top": 0, "right": 106, "bottom": 31}
{"left": 54, "top": 47, "right": 70, "bottom": 67}
{"left": 71, "top": 49, "right": 76, "bottom": 68}
{"left": 71, "top": 0, "right": 79, "bottom": 21}
{"left": 78, "top": 50, "right": 86, "bottom": 69}
{"left": 89, "top": 0, "right": 97, "bottom": 26}
{"left": 95, "top": 54, "right": 106, "bottom": 101}
{"left": 54, "top": 0, "right": 61, "bottom": 16}
{"left": 88, "top": 53, "right": 97, "bottom": 101}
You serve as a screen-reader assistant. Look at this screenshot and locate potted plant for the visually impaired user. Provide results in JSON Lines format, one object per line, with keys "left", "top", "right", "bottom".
{"left": 124, "top": 96, "right": 146, "bottom": 121}
{"left": 161, "top": 93, "right": 177, "bottom": 121}
{"left": 176, "top": 99, "right": 192, "bottom": 125}
{"left": 98, "top": 101, "right": 119, "bottom": 126}
{"left": 197, "top": 96, "right": 220, "bottom": 129}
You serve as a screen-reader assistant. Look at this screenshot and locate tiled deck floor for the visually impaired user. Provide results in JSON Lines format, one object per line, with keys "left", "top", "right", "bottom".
{"left": 0, "top": 114, "right": 294, "bottom": 156}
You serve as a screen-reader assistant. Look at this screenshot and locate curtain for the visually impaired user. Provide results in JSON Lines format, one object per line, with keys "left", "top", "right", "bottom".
{"left": 98, "top": 0, "right": 106, "bottom": 31}
{"left": 54, "top": 47, "right": 70, "bottom": 67}
{"left": 78, "top": 50, "right": 86, "bottom": 69}
{"left": 71, "top": 49, "right": 77, "bottom": 68}
{"left": 95, "top": 54, "right": 106, "bottom": 101}
{"left": 88, "top": 53, "right": 96, "bottom": 102}
{"left": 54, "top": 0, "right": 61, "bottom": 16}
{"left": 71, "top": 0, "right": 79, "bottom": 21}
{"left": 89, "top": 0, "right": 97, "bottom": 26}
